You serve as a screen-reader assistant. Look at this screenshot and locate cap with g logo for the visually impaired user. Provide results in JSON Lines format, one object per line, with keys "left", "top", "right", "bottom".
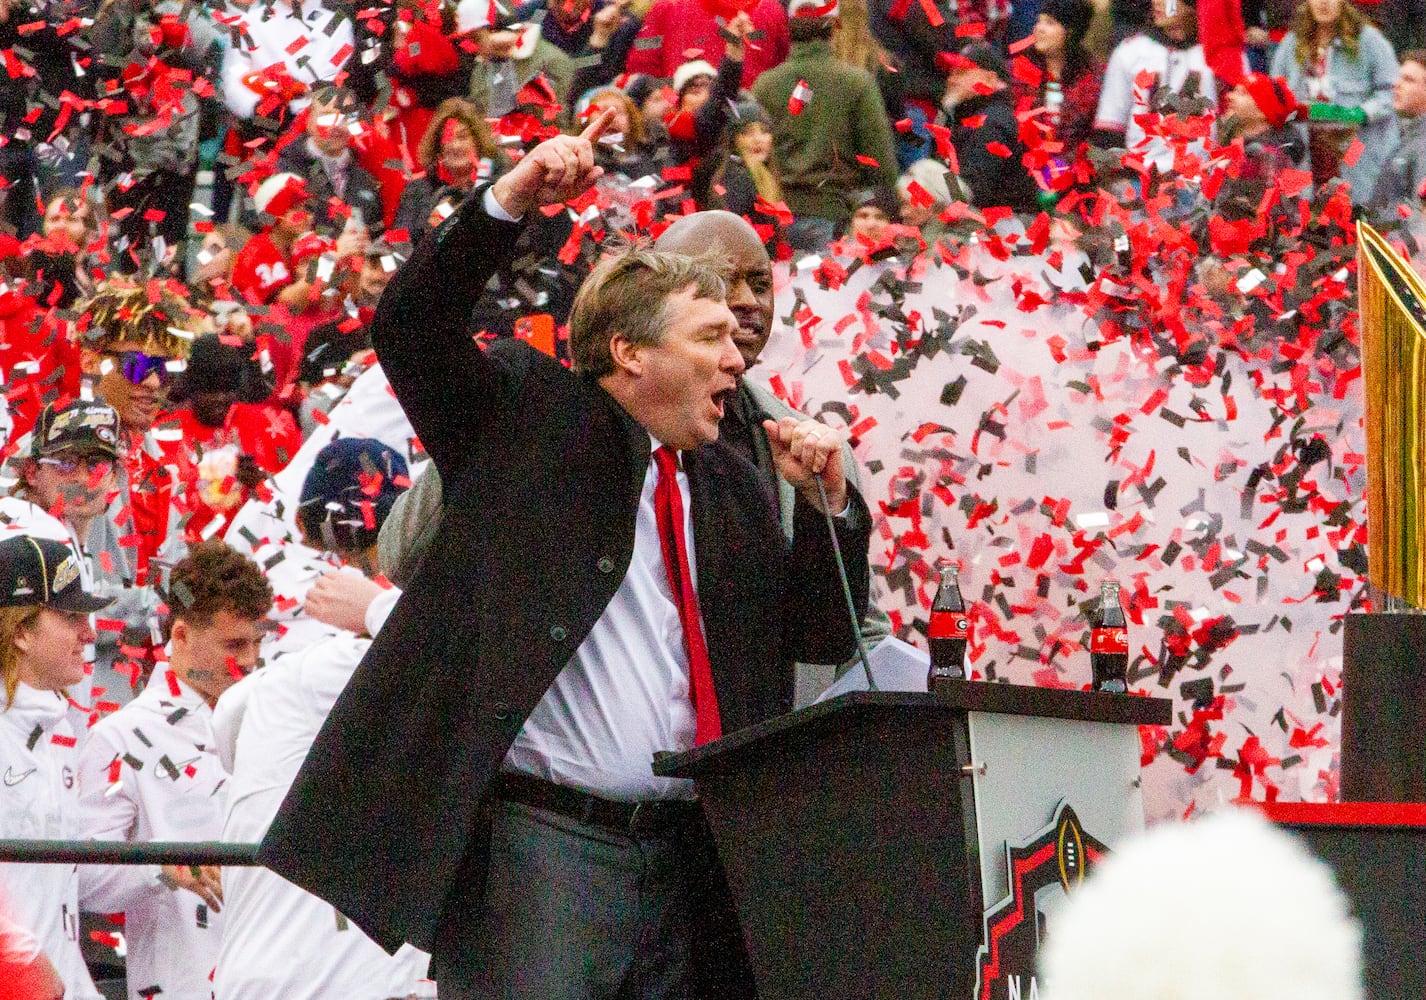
{"left": 0, "top": 535, "right": 112, "bottom": 613}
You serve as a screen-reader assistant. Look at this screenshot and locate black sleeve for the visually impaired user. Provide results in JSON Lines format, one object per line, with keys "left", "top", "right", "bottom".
{"left": 783, "top": 489, "right": 873, "bottom": 666}
{"left": 716, "top": 158, "right": 758, "bottom": 216}
{"left": 689, "top": 54, "right": 743, "bottom": 157}
{"left": 867, "top": 0, "right": 960, "bottom": 97}
{"left": 876, "top": 58, "right": 906, "bottom": 125}
{"left": 368, "top": 187, "right": 525, "bottom": 475}
{"left": 567, "top": 17, "right": 643, "bottom": 103}
{"left": 342, "top": 7, "right": 394, "bottom": 108}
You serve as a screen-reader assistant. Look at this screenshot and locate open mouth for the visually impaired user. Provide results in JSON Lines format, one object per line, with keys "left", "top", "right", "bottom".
{"left": 712, "top": 387, "right": 735, "bottom": 419}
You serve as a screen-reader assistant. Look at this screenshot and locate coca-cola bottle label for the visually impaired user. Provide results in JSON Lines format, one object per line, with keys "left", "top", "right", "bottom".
{"left": 1090, "top": 627, "right": 1128, "bottom": 653}
{"left": 929, "top": 612, "right": 970, "bottom": 640}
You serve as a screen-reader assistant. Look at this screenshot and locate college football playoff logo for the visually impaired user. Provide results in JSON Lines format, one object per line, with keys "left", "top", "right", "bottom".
{"left": 972, "top": 802, "right": 1108, "bottom": 1000}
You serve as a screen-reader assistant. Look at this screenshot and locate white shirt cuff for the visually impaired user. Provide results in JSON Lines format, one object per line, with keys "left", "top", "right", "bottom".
{"left": 483, "top": 186, "right": 522, "bottom": 223}
{"left": 365, "top": 586, "right": 402, "bottom": 637}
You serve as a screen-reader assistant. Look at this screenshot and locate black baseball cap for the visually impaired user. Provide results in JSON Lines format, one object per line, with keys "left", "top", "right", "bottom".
{"left": 0, "top": 535, "right": 112, "bottom": 612}
{"left": 32, "top": 402, "right": 122, "bottom": 461}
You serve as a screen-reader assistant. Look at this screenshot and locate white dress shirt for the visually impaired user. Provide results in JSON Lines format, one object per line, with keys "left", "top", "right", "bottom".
{"left": 483, "top": 191, "right": 847, "bottom": 801}
{"left": 504, "top": 438, "right": 701, "bottom": 801}
{"left": 0, "top": 684, "right": 102, "bottom": 1000}
{"left": 75, "top": 674, "right": 228, "bottom": 1000}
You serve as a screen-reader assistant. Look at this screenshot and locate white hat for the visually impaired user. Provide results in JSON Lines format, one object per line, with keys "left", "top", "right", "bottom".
{"left": 898, "top": 158, "right": 953, "bottom": 206}
{"left": 672, "top": 59, "right": 717, "bottom": 95}
{"left": 252, "top": 172, "right": 309, "bottom": 217}
{"left": 510, "top": 21, "right": 541, "bottom": 59}
{"left": 454, "top": 0, "right": 493, "bottom": 32}
{"left": 787, "top": 0, "right": 839, "bottom": 17}
{"left": 1039, "top": 811, "right": 1362, "bottom": 1000}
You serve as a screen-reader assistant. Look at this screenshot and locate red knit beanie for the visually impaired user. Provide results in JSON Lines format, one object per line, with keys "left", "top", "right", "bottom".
{"left": 1241, "top": 73, "right": 1304, "bottom": 129}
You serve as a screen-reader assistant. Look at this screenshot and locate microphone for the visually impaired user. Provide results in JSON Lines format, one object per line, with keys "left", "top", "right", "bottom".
{"left": 755, "top": 405, "right": 877, "bottom": 692}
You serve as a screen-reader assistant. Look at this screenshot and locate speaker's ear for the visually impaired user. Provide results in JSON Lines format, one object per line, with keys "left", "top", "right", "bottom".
{"left": 608, "top": 331, "right": 644, "bottom": 377}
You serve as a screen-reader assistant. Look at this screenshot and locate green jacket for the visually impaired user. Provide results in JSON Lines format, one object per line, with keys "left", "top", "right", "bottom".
{"left": 751, "top": 38, "right": 899, "bottom": 223}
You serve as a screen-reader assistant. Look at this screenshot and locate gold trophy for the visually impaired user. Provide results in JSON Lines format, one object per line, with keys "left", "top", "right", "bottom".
{"left": 1356, "top": 222, "right": 1426, "bottom": 609}
{"left": 1341, "top": 222, "right": 1426, "bottom": 801}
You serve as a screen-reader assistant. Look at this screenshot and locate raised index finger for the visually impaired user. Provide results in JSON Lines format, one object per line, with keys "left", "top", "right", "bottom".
{"left": 579, "top": 106, "right": 618, "bottom": 145}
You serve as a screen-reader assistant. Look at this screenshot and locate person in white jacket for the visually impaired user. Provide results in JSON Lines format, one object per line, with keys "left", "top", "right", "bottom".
{"left": 7, "top": 402, "right": 163, "bottom": 732}
{"left": 1092, "top": 0, "right": 1219, "bottom": 173}
{"left": 0, "top": 533, "right": 114, "bottom": 1000}
{"left": 0, "top": 880, "right": 67, "bottom": 1000}
{"left": 0, "top": 492, "right": 104, "bottom": 744}
{"left": 74, "top": 540, "right": 274, "bottom": 1000}
{"left": 212, "top": 438, "right": 429, "bottom": 1000}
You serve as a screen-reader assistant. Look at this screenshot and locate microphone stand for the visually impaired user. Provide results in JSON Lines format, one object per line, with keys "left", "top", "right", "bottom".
{"left": 815, "top": 477, "right": 878, "bottom": 692}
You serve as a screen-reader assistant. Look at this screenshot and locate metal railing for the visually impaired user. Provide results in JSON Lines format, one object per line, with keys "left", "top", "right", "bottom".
{"left": 0, "top": 840, "right": 260, "bottom": 865}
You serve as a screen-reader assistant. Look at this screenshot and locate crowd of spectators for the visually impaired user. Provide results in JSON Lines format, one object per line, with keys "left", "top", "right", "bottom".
{"left": 0, "top": 0, "right": 1421, "bottom": 994}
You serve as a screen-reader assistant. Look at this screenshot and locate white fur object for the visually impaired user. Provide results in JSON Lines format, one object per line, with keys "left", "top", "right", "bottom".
{"left": 1039, "top": 810, "right": 1362, "bottom": 1000}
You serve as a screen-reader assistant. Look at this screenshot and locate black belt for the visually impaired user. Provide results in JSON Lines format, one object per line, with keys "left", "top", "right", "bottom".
{"left": 491, "top": 772, "right": 702, "bottom": 837}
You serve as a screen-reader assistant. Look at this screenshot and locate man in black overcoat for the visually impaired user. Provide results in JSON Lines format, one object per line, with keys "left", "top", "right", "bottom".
{"left": 257, "top": 113, "right": 872, "bottom": 998}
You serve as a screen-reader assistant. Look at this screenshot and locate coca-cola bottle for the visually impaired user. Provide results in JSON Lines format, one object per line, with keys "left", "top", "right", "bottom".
{"left": 1090, "top": 581, "right": 1129, "bottom": 694}
{"left": 928, "top": 565, "right": 969, "bottom": 690}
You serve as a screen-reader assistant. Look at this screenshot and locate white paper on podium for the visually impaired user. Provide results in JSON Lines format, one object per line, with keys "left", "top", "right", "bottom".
{"left": 815, "top": 636, "right": 931, "bottom": 702}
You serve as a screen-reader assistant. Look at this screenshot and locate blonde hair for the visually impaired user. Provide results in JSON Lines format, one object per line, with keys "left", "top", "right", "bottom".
{"left": 745, "top": 158, "right": 784, "bottom": 205}
{"left": 0, "top": 605, "right": 44, "bottom": 708}
{"left": 733, "top": 123, "right": 784, "bottom": 205}
{"left": 568, "top": 247, "right": 728, "bottom": 376}
{"left": 586, "top": 88, "right": 647, "bottom": 148}
{"left": 830, "top": 0, "right": 890, "bottom": 74}
{"left": 75, "top": 279, "right": 200, "bottom": 358}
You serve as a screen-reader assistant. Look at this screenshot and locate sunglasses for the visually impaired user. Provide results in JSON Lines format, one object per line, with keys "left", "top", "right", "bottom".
{"left": 103, "top": 350, "right": 175, "bottom": 386}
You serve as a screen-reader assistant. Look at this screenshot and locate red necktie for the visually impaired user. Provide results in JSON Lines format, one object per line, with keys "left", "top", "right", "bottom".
{"left": 652, "top": 445, "right": 723, "bottom": 746}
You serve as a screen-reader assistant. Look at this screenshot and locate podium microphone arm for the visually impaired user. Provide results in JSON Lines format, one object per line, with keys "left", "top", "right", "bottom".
{"left": 814, "top": 476, "right": 878, "bottom": 692}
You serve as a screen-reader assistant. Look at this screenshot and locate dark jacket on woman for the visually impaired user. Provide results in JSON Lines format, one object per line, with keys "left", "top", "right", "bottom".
{"left": 946, "top": 86, "right": 1041, "bottom": 213}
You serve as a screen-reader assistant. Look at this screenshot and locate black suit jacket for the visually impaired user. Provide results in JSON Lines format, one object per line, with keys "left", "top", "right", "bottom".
{"left": 257, "top": 189, "right": 871, "bottom": 961}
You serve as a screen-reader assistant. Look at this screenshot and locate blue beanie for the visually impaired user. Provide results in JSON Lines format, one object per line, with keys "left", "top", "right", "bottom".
{"left": 298, "top": 438, "right": 410, "bottom": 552}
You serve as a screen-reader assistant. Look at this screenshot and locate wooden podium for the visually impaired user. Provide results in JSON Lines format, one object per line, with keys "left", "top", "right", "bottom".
{"left": 655, "top": 683, "right": 1170, "bottom": 1000}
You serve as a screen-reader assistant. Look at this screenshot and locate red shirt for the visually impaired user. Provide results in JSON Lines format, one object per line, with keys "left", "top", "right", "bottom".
{"left": 259, "top": 298, "right": 344, "bottom": 402}
{"left": 152, "top": 403, "right": 301, "bottom": 542}
{"left": 626, "top": 0, "right": 789, "bottom": 88}
{"left": 231, "top": 230, "right": 295, "bottom": 306}
{"left": 0, "top": 290, "right": 81, "bottom": 441}
{"left": 118, "top": 431, "right": 177, "bottom": 588}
